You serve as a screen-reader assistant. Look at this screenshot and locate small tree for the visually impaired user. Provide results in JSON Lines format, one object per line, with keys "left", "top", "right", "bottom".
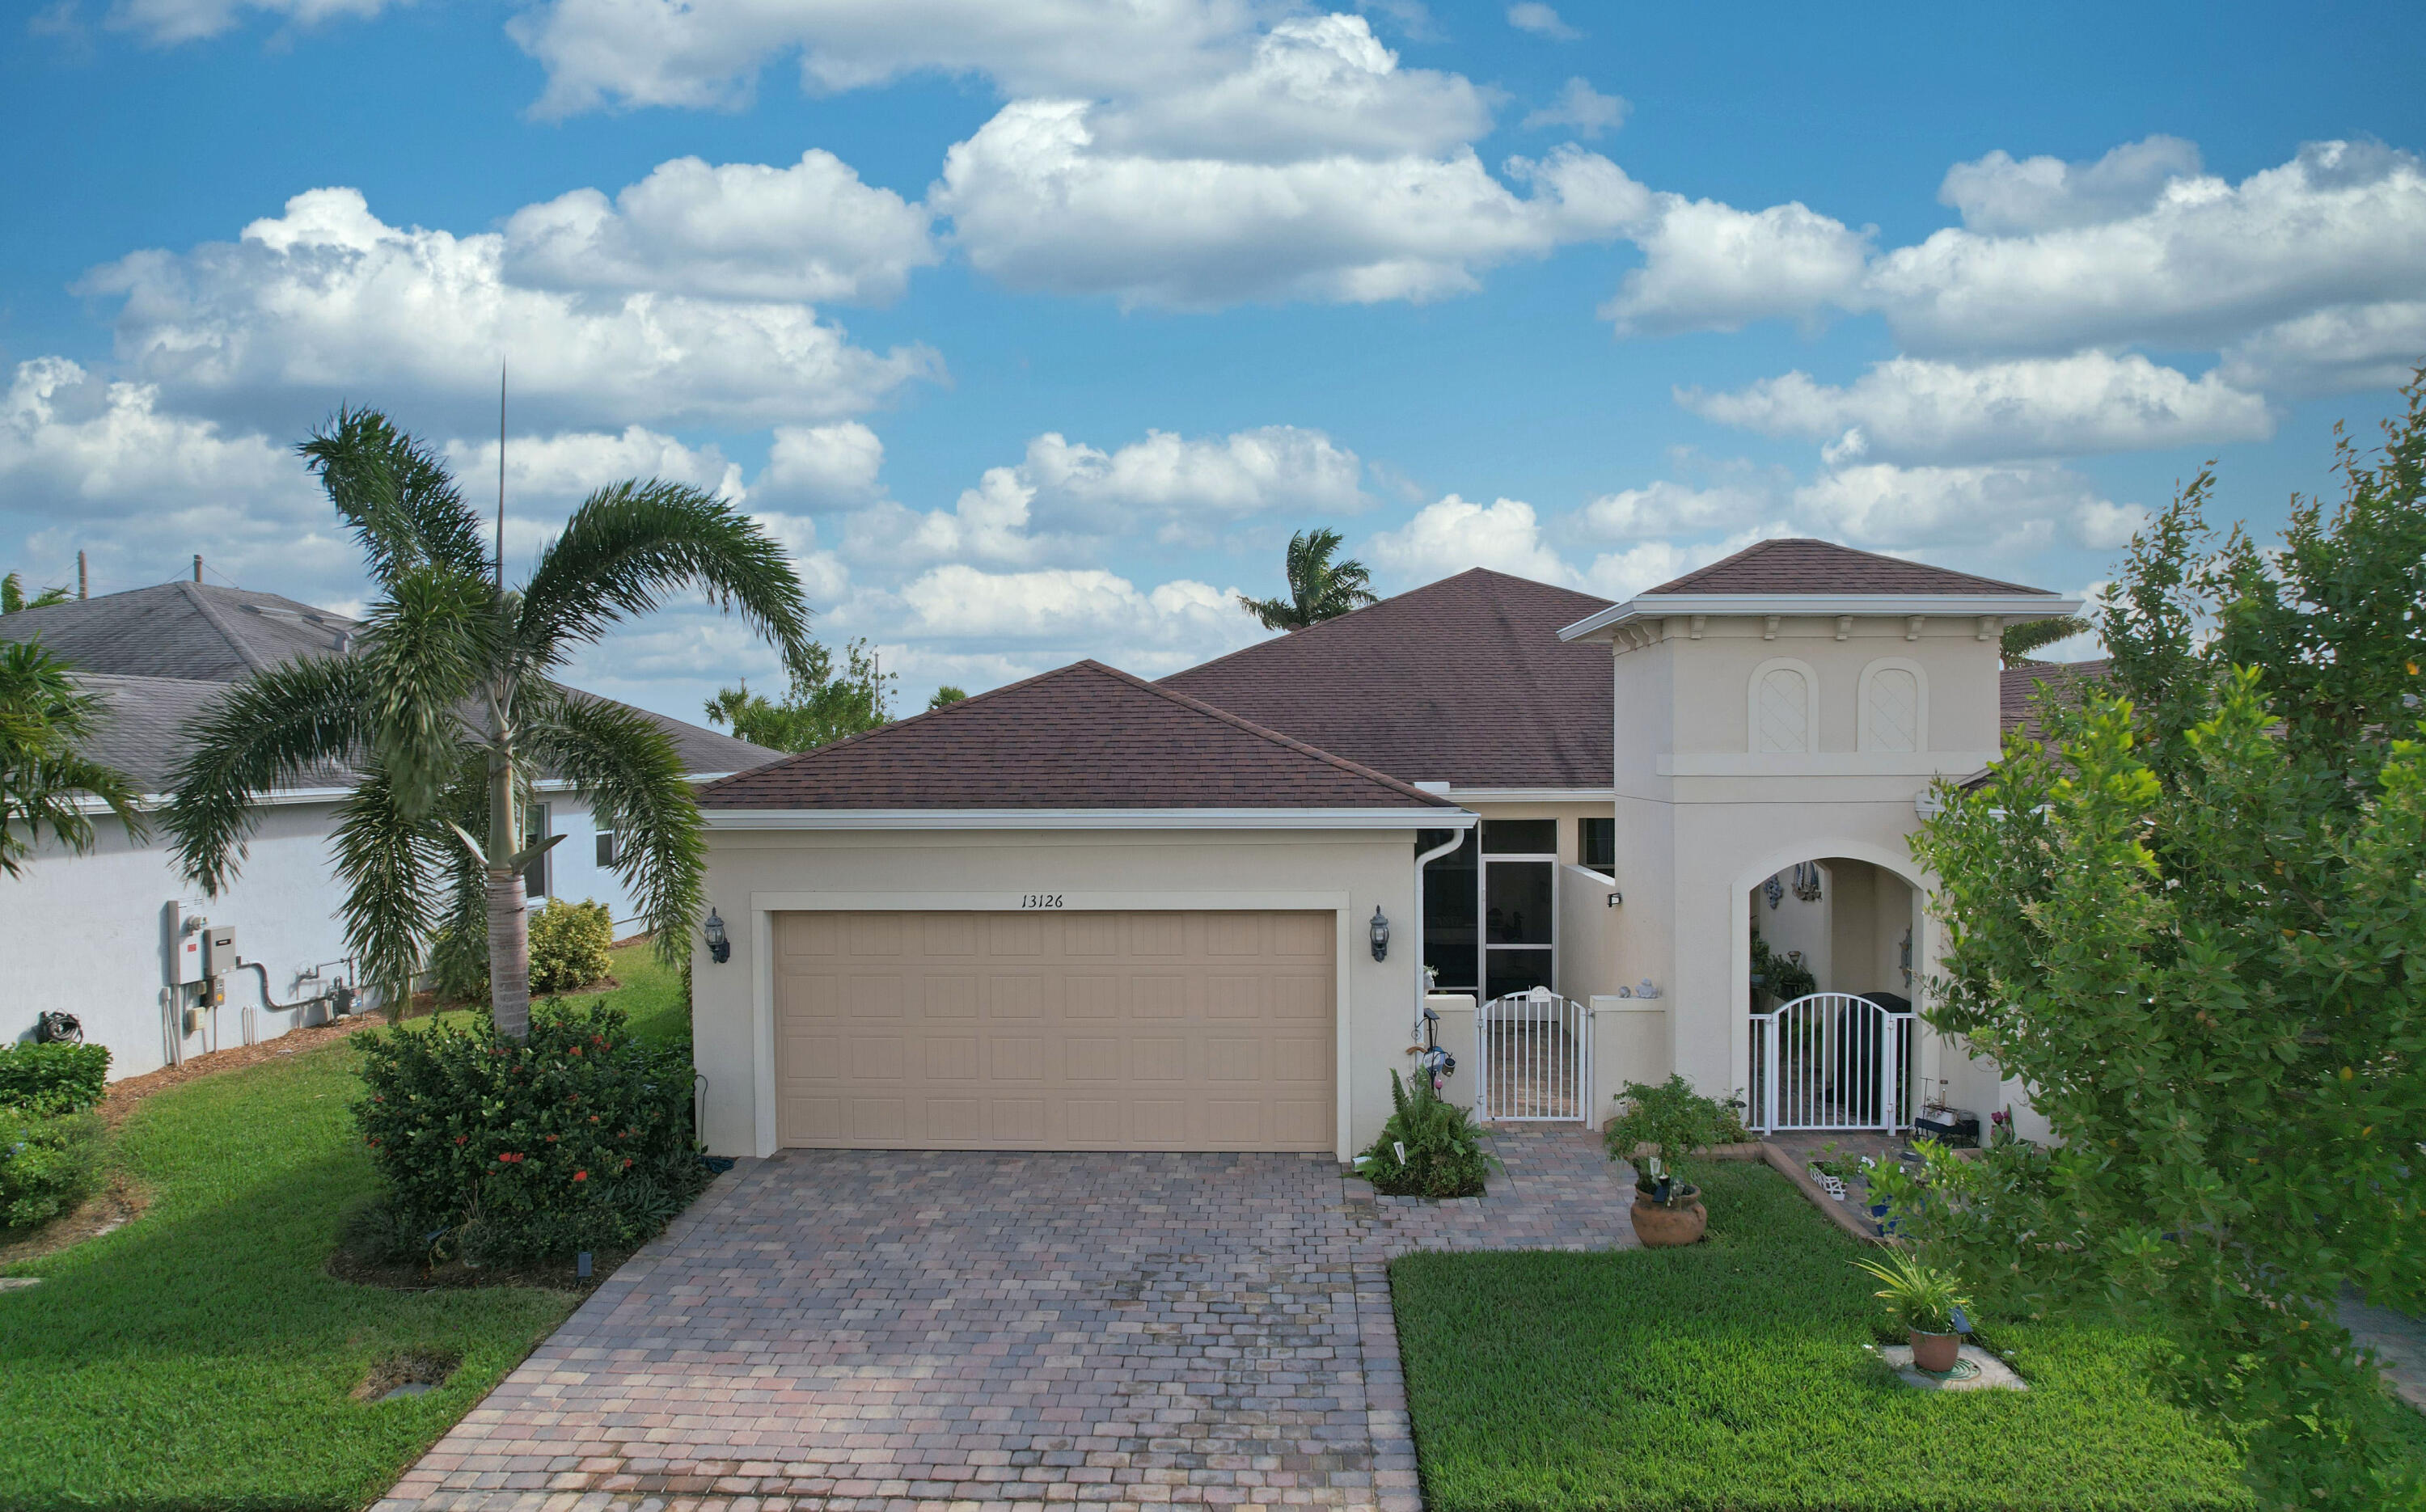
{"left": 2, "top": 573, "right": 70, "bottom": 615}
{"left": 926, "top": 685, "right": 967, "bottom": 712}
{"left": 1890, "top": 369, "right": 2426, "bottom": 1509}
{"left": 1236, "top": 526, "right": 1377, "bottom": 631}
{"left": 0, "top": 640, "right": 145, "bottom": 876}
{"left": 704, "top": 636, "right": 893, "bottom": 751}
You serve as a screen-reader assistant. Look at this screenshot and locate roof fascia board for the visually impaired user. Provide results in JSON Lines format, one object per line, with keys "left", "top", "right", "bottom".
{"left": 1445, "top": 787, "right": 1620, "bottom": 804}
{"left": 1559, "top": 593, "right": 2082, "bottom": 642}
{"left": 700, "top": 807, "right": 1476, "bottom": 832}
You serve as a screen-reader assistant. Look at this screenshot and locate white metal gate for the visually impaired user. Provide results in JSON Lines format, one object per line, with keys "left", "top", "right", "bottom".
{"left": 1748, "top": 991, "right": 1915, "bottom": 1132}
{"left": 1476, "top": 987, "right": 1591, "bottom": 1121}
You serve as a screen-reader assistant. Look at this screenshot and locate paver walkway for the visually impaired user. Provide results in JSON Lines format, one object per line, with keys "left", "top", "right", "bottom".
{"left": 374, "top": 1126, "right": 1637, "bottom": 1512}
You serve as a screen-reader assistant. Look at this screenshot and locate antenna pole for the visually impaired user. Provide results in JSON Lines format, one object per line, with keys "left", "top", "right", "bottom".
{"left": 496, "top": 361, "right": 507, "bottom": 593}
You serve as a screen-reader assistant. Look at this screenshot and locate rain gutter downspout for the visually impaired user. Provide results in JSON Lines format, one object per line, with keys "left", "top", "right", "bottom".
{"left": 1412, "top": 826, "right": 1469, "bottom": 1041}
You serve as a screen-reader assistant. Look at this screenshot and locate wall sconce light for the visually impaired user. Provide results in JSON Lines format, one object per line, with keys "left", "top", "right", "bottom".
{"left": 1369, "top": 906, "right": 1390, "bottom": 962}
{"left": 703, "top": 907, "right": 730, "bottom": 965}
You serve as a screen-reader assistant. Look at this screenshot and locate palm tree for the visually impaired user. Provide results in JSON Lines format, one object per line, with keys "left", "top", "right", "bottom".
{"left": 2000, "top": 615, "right": 2091, "bottom": 666}
{"left": 2, "top": 572, "right": 70, "bottom": 614}
{"left": 1236, "top": 527, "right": 1378, "bottom": 631}
{"left": 0, "top": 639, "right": 146, "bottom": 876}
{"left": 164, "top": 409, "right": 814, "bottom": 1038}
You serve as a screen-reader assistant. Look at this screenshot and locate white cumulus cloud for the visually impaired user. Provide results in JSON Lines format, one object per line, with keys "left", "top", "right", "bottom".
{"left": 1937, "top": 135, "right": 2204, "bottom": 235}
{"left": 1365, "top": 494, "right": 1574, "bottom": 586}
{"left": 1602, "top": 195, "right": 1871, "bottom": 336}
{"left": 1574, "top": 476, "right": 1781, "bottom": 540}
{"left": 761, "top": 421, "right": 889, "bottom": 508}
{"left": 1506, "top": 3, "right": 1578, "bottom": 40}
{"left": 1682, "top": 352, "right": 2275, "bottom": 465}
{"left": 503, "top": 150, "right": 937, "bottom": 306}
{"left": 104, "top": 0, "right": 394, "bottom": 45}
{"left": 84, "top": 187, "right": 940, "bottom": 432}
{"left": 1523, "top": 78, "right": 1627, "bottom": 138}
{"left": 1791, "top": 461, "right": 2133, "bottom": 556}
{"left": 2221, "top": 299, "right": 2426, "bottom": 396}
{"left": 893, "top": 564, "right": 1257, "bottom": 674}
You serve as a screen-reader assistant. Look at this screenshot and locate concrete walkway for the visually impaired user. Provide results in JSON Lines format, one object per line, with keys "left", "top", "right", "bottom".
{"left": 373, "top": 1126, "right": 1637, "bottom": 1512}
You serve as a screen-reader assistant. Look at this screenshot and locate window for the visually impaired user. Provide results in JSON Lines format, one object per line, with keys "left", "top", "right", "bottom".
{"left": 1749, "top": 659, "right": 1815, "bottom": 754}
{"left": 1858, "top": 659, "right": 1928, "bottom": 753}
{"left": 1481, "top": 818, "right": 1557, "bottom": 854}
{"left": 1420, "top": 829, "right": 1478, "bottom": 994}
{"left": 596, "top": 831, "right": 618, "bottom": 868}
{"left": 1579, "top": 817, "right": 1614, "bottom": 871}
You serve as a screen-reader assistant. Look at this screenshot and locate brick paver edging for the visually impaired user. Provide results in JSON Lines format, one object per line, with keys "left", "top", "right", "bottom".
{"left": 371, "top": 1126, "right": 1638, "bottom": 1512}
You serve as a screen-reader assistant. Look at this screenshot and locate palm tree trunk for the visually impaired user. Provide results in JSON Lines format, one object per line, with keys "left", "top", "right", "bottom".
{"left": 485, "top": 739, "right": 533, "bottom": 1040}
{"left": 486, "top": 866, "right": 531, "bottom": 1040}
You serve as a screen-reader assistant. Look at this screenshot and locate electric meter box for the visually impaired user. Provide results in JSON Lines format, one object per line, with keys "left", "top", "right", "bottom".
{"left": 175, "top": 929, "right": 205, "bottom": 986}
{"left": 203, "top": 925, "right": 239, "bottom": 978}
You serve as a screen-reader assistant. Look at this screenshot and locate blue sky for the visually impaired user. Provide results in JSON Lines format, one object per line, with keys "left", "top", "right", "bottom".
{"left": 5, "top": 0, "right": 2423, "bottom": 722}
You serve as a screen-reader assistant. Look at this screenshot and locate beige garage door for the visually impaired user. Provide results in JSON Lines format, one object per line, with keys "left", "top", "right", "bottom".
{"left": 772, "top": 910, "right": 1336, "bottom": 1151}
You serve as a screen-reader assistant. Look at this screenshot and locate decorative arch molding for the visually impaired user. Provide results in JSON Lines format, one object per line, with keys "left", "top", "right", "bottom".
{"left": 1857, "top": 657, "right": 1929, "bottom": 754}
{"left": 1747, "top": 657, "right": 1818, "bottom": 754}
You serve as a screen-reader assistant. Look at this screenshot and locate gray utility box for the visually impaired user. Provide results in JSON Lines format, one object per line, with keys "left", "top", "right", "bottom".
{"left": 203, "top": 925, "right": 239, "bottom": 978}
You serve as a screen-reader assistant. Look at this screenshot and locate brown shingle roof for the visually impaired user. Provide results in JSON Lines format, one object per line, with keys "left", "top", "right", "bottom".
{"left": 698, "top": 660, "right": 1457, "bottom": 812}
{"left": 2001, "top": 659, "right": 2111, "bottom": 747}
{"left": 1644, "top": 538, "right": 2056, "bottom": 597}
{"left": 1160, "top": 568, "right": 1615, "bottom": 789}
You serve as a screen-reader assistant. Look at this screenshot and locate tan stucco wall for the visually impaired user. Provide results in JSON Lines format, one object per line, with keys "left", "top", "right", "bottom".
{"left": 694, "top": 825, "right": 1434, "bottom": 1161}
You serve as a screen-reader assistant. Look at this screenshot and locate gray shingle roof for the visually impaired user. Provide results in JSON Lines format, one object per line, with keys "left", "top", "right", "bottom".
{"left": 1642, "top": 538, "right": 2056, "bottom": 597}
{"left": 701, "top": 661, "right": 1458, "bottom": 812}
{"left": 1, "top": 578, "right": 778, "bottom": 790}
{"left": 1160, "top": 568, "right": 1617, "bottom": 789}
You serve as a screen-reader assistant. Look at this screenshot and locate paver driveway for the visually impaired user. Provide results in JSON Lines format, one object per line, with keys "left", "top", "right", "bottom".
{"left": 374, "top": 1126, "right": 1638, "bottom": 1512}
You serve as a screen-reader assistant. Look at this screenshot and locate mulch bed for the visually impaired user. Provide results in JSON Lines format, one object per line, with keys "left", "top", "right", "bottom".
{"left": 326, "top": 1239, "right": 637, "bottom": 1295}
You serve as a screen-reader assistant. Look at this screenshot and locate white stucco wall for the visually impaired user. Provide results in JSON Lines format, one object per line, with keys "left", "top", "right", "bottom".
{"left": 691, "top": 825, "right": 1437, "bottom": 1160}
{"left": 1, "top": 801, "right": 357, "bottom": 1077}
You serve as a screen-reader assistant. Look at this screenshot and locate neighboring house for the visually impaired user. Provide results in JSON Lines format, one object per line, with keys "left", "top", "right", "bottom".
{"left": 0, "top": 580, "right": 778, "bottom": 1077}
{"left": 688, "top": 538, "right": 2082, "bottom": 1161}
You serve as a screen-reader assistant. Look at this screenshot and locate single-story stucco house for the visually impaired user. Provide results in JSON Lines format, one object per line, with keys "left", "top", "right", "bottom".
{"left": 0, "top": 577, "right": 777, "bottom": 1077}
{"left": 688, "top": 538, "right": 2082, "bottom": 1161}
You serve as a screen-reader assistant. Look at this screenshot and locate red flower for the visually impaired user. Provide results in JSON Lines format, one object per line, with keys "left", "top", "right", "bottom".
{"left": 545, "top": 1134, "right": 558, "bottom": 1142}
{"left": 455, "top": 1134, "right": 467, "bottom": 1145}
{"left": 498, "top": 1152, "right": 525, "bottom": 1164}
{"left": 573, "top": 1170, "right": 588, "bottom": 1181}
{"left": 569, "top": 1045, "right": 582, "bottom": 1056}
{"left": 621, "top": 1158, "right": 632, "bottom": 1168}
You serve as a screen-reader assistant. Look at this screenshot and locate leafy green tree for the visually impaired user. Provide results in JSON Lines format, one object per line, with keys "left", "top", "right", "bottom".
{"left": 164, "top": 408, "right": 813, "bottom": 1037}
{"left": 1883, "top": 370, "right": 2426, "bottom": 1509}
{"left": 1997, "top": 613, "right": 2090, "bottom": 665}
{"left": 1236, "top": 526, "right": 1377, "bottom": 631}
{"left": 2, "top": 572, "right": 70, "bottom": 615}
{"left": 0, "top": 639, "right": 145, "bottom": 876}
{"left": 926, "top": 684, "right": 967, "bottom": 712}
{"left": 704, "top": 636, "right": 893, "bottom": 752}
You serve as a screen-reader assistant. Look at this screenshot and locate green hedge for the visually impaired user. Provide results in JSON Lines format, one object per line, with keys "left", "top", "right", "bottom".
{"left": 0, "top": 1110, "right": 104, "bottom": 1229}
{"left": 530, "top": 898, "right": 614, "bottom": 995}
{"left": 0, "top": 1041, "right": 110, "bottom": 1116}
{"left": 351, "top": 1001, "right": 705, "bottom": 1265}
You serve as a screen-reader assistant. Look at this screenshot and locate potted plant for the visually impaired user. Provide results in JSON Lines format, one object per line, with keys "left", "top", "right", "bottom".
{"left": 1853, "top": 1251, "right": 1971, "bottom": 1372}
{"left": 1603, "top": 1075, "right": 1748, "bottom": 1247}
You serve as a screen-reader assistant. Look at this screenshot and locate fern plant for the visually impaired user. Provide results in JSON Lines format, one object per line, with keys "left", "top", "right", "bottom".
{"left": 1355, "top": 1071, "right": 1500, "bottom": 1197}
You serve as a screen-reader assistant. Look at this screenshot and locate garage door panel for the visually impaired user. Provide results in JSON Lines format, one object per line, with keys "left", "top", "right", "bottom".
{"left": 775, "top": 910, "right": 1335, "bottom": 1152}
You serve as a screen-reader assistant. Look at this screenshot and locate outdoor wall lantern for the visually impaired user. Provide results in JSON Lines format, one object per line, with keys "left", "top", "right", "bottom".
{"left": 703, "top": 907, "right": 731, "bottom": 965}
{"left": 1369, "top": 906, "right": 1390, "bottom": 962}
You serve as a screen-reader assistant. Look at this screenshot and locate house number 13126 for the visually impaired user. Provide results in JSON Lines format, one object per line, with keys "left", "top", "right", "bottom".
{"left": 1021, "top": 893, "right": 1064, "bottom": 909}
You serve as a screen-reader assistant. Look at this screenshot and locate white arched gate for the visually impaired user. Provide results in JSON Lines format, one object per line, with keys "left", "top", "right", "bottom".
{"left": 1749, "top": 991, "right": 1916, "bottom": 1133}
{"left": 1475, "top": 987, "right": 1591, "bottom": 1121}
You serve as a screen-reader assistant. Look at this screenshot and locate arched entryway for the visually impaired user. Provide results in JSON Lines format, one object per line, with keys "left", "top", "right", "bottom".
{"left": 1734, "top": 849, "right": 1928, "bottom": 1133}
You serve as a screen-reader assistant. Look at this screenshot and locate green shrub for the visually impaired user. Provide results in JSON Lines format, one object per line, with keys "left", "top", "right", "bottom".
{"left": 0, "top": 1110, "right": 104, "bottom": 1229}
{"left": 530, "top": 898, "right": 614, "bottom": 995}
{"left": 351, "top": 1001, "right": 705, "bottom": 1265}
{"left": 0, "top": 1041, "right": 111, "bottom": 1115}
{"left": 1356, "top": 1071, "right": 1500, "bottom": 1198}
{"left": 1603, "top": 1074, "right": 1748, "bottom": 1204}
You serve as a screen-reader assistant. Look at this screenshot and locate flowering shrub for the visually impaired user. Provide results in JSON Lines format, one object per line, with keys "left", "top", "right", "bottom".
{"left": 0, "top": 1041, "right": 110, "bottom": 1116}
{"left": 350, "top": 1001, "right": 705, "bottom": 1265}
{"left": 1355, "top": 1071, "right": 1498, "bottom": 1197}
{"left": 0, "top": 1110, "right": 102, "bottom": 1230}
{"left": 530, "top": 898, "right": 615, "bottom": 995}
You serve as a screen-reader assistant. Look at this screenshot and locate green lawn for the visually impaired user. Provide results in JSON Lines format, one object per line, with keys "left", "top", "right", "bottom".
{"left": 0, "top": 943, "right": 691, "bottom": 1512}
{"left": 1392, "top": 1163, "right": 2261, "bottom": 1512}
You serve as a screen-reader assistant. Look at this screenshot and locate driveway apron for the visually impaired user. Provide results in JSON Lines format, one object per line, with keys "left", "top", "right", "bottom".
{"left": 374, "top": 1126, "right": 1635, "bottom": 1512}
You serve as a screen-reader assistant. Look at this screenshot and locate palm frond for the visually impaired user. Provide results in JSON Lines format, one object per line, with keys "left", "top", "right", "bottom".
{"left": 161, "top": 654, "right": 374, "bottom": 896}
{"left": 330, "top": 761, "right": 446, "bottom": 1013}
{"left": 357, "top": 565, "right": 497, "bottom": 817}
{"left": 526, "top": 688, "right": 704, "bottom": 967}
{"left": 297, "top": 408, "right": 490, "bottom": 585}
{"left": 424, "top": 754, "right": 500, "bottom": 1003}
{"left": 516, "top": 480, "right": 814, "bottom": 677}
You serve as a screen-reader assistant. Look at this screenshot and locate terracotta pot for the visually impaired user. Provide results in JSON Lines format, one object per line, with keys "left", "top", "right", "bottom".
{"left": 1909, "top": 1328, "right": 1961, "bottom": 1373}
{"left": 1631, "top": 1190, "right": 1707, "bottom": 1247}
